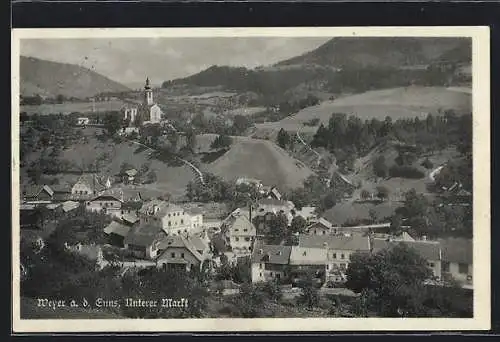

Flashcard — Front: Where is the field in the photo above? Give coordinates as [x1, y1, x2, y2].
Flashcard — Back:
[223, 106, 267, 117]
[21, 100, 126, 115]
[253, 86, 472, 137]
[194, 134, 314, 190]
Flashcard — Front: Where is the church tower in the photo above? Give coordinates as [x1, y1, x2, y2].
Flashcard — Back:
[144, 77, 154, 106]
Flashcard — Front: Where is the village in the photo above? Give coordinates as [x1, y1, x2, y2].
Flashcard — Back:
[19, 76, 473, 306]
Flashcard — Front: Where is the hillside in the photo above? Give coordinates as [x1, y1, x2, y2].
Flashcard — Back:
[276, 37, 471, 68]
[194, 134, 314, 190]
[20, 56, 130, 98]
[253, 86, 472, 137]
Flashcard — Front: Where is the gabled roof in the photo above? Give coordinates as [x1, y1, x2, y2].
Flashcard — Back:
[121, 213, 139, 225]
[371, 238, 441, 261]
[299, 234, 371, 251]
[307, 218, 333, 230]
[23, 185, 54, 198]
[73, 174, 107, 192]
[289, 246, 328, 265]
[104, 220, 132, 237]
[157, 235, 205, 262]
[61, 201, 80, 213]
[227, 215, 256, 236]
[125, 169, 138, 177]
[251, 241, 291, 265]
[90, 193, 123, 203]
[439, 237, 472, 264]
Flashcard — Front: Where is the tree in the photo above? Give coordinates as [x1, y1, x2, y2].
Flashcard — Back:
[346, 244, 433, 317]
[298, 271, 320, 309]
[421, 158, 434, 170]
[277, 128, 290, 149]
[186, 129, 197, 152]
[211, 134, 233, 150]
[376, 186, 390, 201]
[232, 115, 251, 135]
[373, 156, 388, 178]
[290, 215, 307, 235]
[146, 170, 157, 184]
[269, 212, 289, 244]
[103, 113, 122, 136]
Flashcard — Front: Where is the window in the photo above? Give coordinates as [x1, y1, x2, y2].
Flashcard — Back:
[442, 261, 450, 272]
[341, 254, 345, 259]
[270, 272, 273, 276]
[276, 273, 280, 279]
[181, 253, 185, 258]
[428, 262, 435, 268]
[177, 230, 181, 235]
[181, 219, 184, 224]
[340, 263, 346, 269]
[184, 229, 187, 233]
[243, 228, 248, 232]
[259, 273, 262, 277]
[171, 252, 175, 258]
[121, 210, 124, 215]
[245, 237, 250, 242]
[323, 231, 326, 235]
[326, 264, 329, 270]
[303, 251, 307, 256]
[459, 263, 468, 274]
[260, 263, 263, 269]
[235, 237, 239, 242]
[168, 214, 171, 217]
[168, 221, 171, 226]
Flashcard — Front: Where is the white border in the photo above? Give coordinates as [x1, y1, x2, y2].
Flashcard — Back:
[11, 26, 491, 333]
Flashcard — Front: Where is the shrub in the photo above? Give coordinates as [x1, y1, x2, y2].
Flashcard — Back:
[389, 165, 425, 179]
[373, 156, 388, 178]
[421, 158, 434, 169]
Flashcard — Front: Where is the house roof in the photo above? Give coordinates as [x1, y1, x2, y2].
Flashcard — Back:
[372, 238, 441, 261]
[139, 200, 183, 217]
[257, 198, 294, 207]
[121, 213, 139, 225]
[295, 206, 317, 219]
[61, 201, 80, 212]
[307, 218, 333, 231]
[439, 237, 472, 264]
[157, 235, 205, 262]
[251, 241, 291, 264]
[46, 203, 61, 210]
[125, 169, 138, 177]
[289, 246, 328, 265]
[23, 185, 54, 198]
[299, 234, 371, 251]
[124, 223, 164, 247]
[104, 220, 132, 237]
[90, 194, 123, 203]
[73, 174, 107, 192]
[226, 215, 256, 236]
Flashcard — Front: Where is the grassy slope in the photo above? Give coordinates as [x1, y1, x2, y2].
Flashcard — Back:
[195, 134, 314, 190]
[21, 100, 126, 115]
[254, 86, 472, 136]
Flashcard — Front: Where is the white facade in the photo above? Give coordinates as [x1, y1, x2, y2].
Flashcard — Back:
[124, 107, 138, 123]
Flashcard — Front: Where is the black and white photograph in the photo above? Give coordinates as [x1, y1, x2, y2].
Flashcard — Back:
[11, 27, 490, 332]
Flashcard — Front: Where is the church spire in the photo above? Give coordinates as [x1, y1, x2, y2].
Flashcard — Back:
[145, 77, 151, 90]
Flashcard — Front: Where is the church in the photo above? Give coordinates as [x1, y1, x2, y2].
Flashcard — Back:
[123, 77, 163, 126]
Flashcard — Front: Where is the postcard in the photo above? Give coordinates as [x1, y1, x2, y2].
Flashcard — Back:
[11, 26, 490, 332]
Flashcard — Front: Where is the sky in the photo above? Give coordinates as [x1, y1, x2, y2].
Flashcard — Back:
[21, 37, 330, 88]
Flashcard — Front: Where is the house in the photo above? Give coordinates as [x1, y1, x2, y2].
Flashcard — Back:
[138, 200, 192, 236]
[289, 245, 328, 282]
[306, 218, 335, 236]
[371, 238, 442, 281]
[77, 117, 90, 126]
[298, 234, 371, 280]
[123, 169, 138, 184]
[267, 187, 282, 201]
[61, 201, 80, 213]
[156, 235, 211, 272]
[22, 185, 54, 203]
[85, 192, 123, 218]
[251, 241, 292, 283]
[104, 219, 133, 247]
[253, 199, 295, 229]
[71, 174, 107, 199]
[293, 206, 317, 224]
[235, 177, 262, 190]
[184, 207, 204, 233]
[439, 237, 473, 288]
[123, 223, 165, 260]
[222, 211, 256, 257]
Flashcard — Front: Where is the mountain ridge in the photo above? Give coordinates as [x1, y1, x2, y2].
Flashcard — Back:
[20, 55, 131, 98]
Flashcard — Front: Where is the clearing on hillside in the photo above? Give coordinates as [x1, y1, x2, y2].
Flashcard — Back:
[194, 134, 315, 190]
[253, 86, 472, 137]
